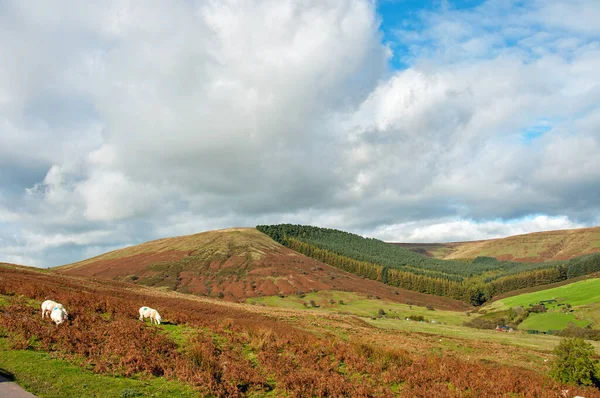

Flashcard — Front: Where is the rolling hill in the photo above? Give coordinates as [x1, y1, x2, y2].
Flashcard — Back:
[393, 226, 600, 262]
[57, 228, 468, 310]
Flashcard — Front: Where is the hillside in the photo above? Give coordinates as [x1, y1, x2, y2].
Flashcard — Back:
[258, 224, 600, 305]
[479, 277, 600, 335]
[394, 226, 600, 262]
[57, 228, 468, 310]
[2, 263, 600, 397]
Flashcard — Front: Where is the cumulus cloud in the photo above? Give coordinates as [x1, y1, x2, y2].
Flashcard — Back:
[369, 216, 586, 243]
[1, 0, 599, 266]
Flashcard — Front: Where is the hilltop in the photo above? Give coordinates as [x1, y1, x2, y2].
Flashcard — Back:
[57, 228, 468, 310]
[393, 226, 600, 262]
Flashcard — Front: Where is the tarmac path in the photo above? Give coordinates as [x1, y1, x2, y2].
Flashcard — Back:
[0, 373, 37, 398]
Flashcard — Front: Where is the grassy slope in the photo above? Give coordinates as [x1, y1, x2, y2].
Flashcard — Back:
[60, 227, 281, 269]
[518, 313, 590, 331]
[3, 264, 600, 397]
[247, 289, 600, 363]
[0, 340, 197, 398]
[444, 226, 600, 262]
[489, 278, 600, 309]
[392, 226, 600, 262]
[483, 278, 600, 331]
[248, 290, 471, 326]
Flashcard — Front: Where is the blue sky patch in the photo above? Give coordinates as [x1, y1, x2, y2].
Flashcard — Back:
[521, 120, 553, 143]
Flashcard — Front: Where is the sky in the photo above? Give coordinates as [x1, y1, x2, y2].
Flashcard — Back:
[1, 0, 599, 267]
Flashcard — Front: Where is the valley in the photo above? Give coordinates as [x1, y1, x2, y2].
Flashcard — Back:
[2, 224, 600, 397]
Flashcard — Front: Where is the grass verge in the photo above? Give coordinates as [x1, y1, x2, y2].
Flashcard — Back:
[0, 338, 197, 398]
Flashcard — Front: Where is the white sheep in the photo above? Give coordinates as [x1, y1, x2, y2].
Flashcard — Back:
[139, 306, 162, 324]
[50, 306, 68, 325]
[41, 300, 67, 319]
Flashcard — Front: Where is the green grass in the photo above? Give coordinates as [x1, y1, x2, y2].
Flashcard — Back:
[517, 313, 591, 332]
[248, 290, 471, 326]
[367, 317, 600, 354]
[157, 323, 196, 350]
[0, 339, 197, 398]
[480, 278, 600, 332]
[487, 278, 600, 311]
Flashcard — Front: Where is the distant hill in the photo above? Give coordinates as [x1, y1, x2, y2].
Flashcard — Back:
[393, 226, 600, 262]
[57, 228, 468, 310]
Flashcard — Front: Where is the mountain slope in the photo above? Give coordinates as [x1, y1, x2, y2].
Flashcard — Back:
[393, 226, 600, 262]
[57, 228, 469, 310]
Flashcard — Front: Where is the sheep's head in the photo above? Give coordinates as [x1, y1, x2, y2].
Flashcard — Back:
[156, 314, 162, 324]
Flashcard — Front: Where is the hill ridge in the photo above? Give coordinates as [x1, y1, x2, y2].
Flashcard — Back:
[393, 225, 600, 262]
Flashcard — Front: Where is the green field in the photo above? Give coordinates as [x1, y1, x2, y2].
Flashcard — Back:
[247, 290, 471, 326]
[518, 313, 591, 331]
[482, 278, 600, 332]
[488, 278, 600, 310]
[248, 290, 600, 357]
[367, 317, 600, 353]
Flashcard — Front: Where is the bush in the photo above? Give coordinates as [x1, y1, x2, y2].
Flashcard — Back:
[377, 309, 386, 317]
[549, 338, 599, 386]
[558, 325, 600, 341]
[529, 304, 547, 313]
[464, 317, 507, 330]
[426, 305, 434, 311]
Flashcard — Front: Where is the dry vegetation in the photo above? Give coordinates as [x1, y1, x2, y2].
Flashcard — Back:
[55, 228, 469, 311]
[2, 264, 600, 397]
[446, 226, 600, 262]
[394, 226, 600, 263]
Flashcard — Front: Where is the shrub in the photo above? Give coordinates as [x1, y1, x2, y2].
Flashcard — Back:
[377, 309, 386, 317]
[529, 304, 547, 313]
[426, 305, 434, 311]
[549, 338, 599, 386]
[558, 325, 600, 341]
[464, 317, 507, 330]
[309, 300, 318, 308]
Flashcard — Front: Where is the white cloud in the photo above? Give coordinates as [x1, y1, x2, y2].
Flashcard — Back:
[1, 0, 600, 266]
[371, 216, 585, 243]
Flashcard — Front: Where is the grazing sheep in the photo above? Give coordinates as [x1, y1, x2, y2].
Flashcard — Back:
[139, 306, 162, 324]
[41, 300, 67, 319]
[50, 306, 68, 325]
